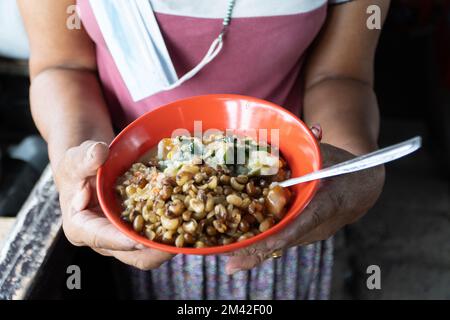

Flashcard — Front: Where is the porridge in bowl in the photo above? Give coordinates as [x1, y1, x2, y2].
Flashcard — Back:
[116, 133, 292, 248]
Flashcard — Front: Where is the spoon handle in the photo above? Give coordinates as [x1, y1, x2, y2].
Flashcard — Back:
[278, 136, 422, 188]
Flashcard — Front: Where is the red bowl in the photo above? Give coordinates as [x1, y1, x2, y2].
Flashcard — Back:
[97, 94, 321, 255]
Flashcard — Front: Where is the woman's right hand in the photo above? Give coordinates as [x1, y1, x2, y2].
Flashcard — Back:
[54, 140, 174, 270]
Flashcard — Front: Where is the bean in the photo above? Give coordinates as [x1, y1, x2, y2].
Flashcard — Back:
[246, 181, 257, 196]
[208, 176, 218, 190]
[241, 197, 251, 209]
[223, 186, 233, 195]
[254, 211, 265, 223]
[198, 220, 208, 234]
[171, 194, 185, 202]
[183, 220, 198, 234]
[161, 215, 180, 230]
[193, 210, 207, 220]
[206, 236, 218, 246]
[201, 166, 216, 175]
[219, 175, 230, 185]
[237, 232, 255, 242]
[259, 217, 275, 232]
[197, 183, 209, 190]
[144, 211, 159, 224]
[182, 210, 192, 222]
[194, 172, 206, 183]
[215, 186, 223, 195]
[194, 241, 206, 248]
[213, 195, 226, 205]
[219, 236, 235, 245]
[239, 220, 250, 233]
[182, 181, 193, 193]
[162, 230, 175, 245]
[197, 189, 207, 202]
[188, 189, 196, 198]
[175, 234, 185, 248]
[128, 209, 137, 221]
[226, 203, 234, 215]
[173, 186, 182, 194]
[204, 195, 214, 212]
[154, 199, 165, 209]
[168, 199, 185, 216]
[176, 171, 193, 186]
[213, 220, 227, 233]
[161, 177, 176, 186]
[183, 195, 192, 208]
[206, 225, 217, 236]
[183, 233, 196, 244]
[226, 194, 243, 207]
[189, 198, 205, 215]
[133, 215, 144, 233]
[125, 185, 136, 196]
[248, 201, 264, 214]
[236, 175, 248, 184]
[145, 229, 156, 240]
[181, 164, 200, 174]
[155, 225, 164, 236]
[214, 204, 227, 220]
[228, 208, 241, 229]
[230, 177, 245, 191]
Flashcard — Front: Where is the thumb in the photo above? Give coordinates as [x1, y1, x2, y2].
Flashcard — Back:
[225, 255, 263, 275]
[65, 140, 109, 181]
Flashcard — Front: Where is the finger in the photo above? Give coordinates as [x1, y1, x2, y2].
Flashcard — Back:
[71, 181, 91, 212]
[310, 124, 322, 141]
[264, 190, 335, 250]
[91, 247, 113, 257]
[105, 248, 174, 271]
[225, 254, 267, 275]
[64, 140, 109, 181]
[294, 215, 343, 246]
[66, 208, 140, 251]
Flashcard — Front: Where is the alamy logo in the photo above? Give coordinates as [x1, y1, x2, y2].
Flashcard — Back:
[366, 5, 382, 30]
[67, 5, 81, 30]
[66, 265, 81, 290]
[366, 265, 381, 290]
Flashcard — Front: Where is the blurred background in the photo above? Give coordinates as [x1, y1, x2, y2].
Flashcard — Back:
[0, 0, 449, 299]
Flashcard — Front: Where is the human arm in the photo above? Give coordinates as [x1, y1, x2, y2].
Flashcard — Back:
[226, 0, 390, 272]
[18, 0, 173, 269]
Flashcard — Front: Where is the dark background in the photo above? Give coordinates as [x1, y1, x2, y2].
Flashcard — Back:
[0, 0, 449, 299]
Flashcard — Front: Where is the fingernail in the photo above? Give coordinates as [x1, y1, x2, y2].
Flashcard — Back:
[87, 142, 108, 160]
[310, 124, 322, 141]
[226, 267, 240, 275]
[135, 244, 146, 250]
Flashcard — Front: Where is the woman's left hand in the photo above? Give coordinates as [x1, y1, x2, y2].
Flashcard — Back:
[225, 142, 385, 274]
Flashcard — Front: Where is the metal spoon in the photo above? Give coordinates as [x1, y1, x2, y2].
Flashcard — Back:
[277, 136, 422, 188]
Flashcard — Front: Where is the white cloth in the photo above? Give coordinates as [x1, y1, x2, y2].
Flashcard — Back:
[89, 0, 353, 102]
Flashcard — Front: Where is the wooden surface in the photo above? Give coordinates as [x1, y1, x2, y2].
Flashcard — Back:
[0, 218, 15, 248]
[0, 166, 61, 300]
